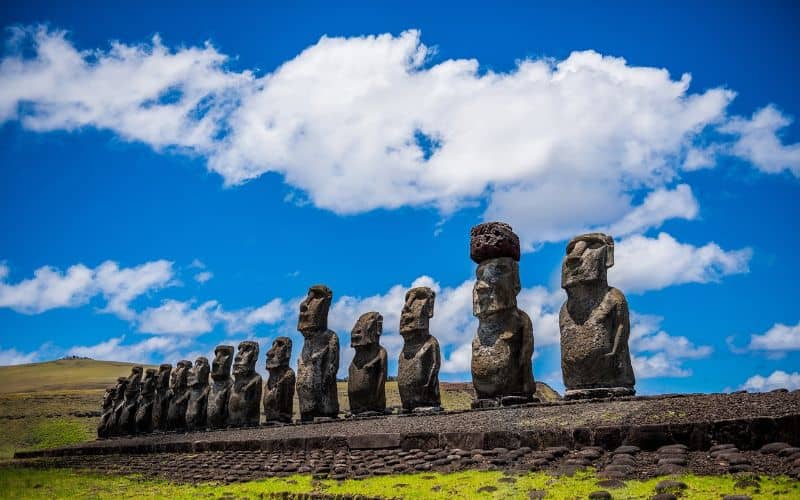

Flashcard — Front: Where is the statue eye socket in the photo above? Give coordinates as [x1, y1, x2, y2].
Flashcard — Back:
[587, 241, 603, 249]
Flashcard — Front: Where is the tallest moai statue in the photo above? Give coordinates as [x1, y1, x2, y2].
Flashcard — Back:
[470, 222, 536, 407]
[560, 233, 635, 400]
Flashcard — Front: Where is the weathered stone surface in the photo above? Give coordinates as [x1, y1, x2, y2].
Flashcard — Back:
[152, 364, 172, 431]
[397, 287, 442, 412]
[560, 233, 635, 399]
[470, 221, 520, 263]
[118, 366, 142, 435]
[227, 341, 263, 427]
[348, 312, 388, 415]
[167, 360, 192, 430]
[263, 337, 295, 423]
[134, 368, 156, 434]
[207, 345, 233, 429]
[97, 386, 116, 438]
[471, 223, 535, 405]
[185, 357, 210, 431]
[297, 285, 340, 421]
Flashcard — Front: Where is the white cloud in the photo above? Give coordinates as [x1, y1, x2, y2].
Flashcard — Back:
[629, 313, 712, 379]
[609, 232, 752, 293]
[66, 335, 195, 364]
[0, 259, 174, 316]
[137, 299, 219, 335]
[721, 105, 800, 176]
[741, 370, 800, 392]
[441, 342, 472, 374]
[193, 271, 213, 283]
[0, 345, 41, 366]
[603, 184, 699, 237]
[747, 321, 800, 352]
[3, 28, 796, 247]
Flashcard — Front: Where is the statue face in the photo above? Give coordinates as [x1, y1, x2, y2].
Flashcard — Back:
[473, 257, 520, 318]
[233, 341, 258, 376]
[187, 357, 209, 387]
[561, 233, 614, 289]
[156, 364, 172, 391]
[125, 366, 143, 397]
[172, 360, 191, 390]
[400, 287, 435, 337]
[211, 345, 234, 380]
[266, 337, 292, 369]
[140, 369, 156, 396]
[351, 312, 382, 348]
[114, 378, 127, 402]
[298, 285, 332, 335]
[102, 388, 114, 408]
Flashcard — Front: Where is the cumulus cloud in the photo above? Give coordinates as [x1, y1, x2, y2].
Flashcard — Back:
[629, 313, 712, 378]
[746, 321, 800, 352]
[0, 259, 174, 315]
[609, 232, 752, 293]
[741, 370, 800, 392]
[2, 28, 796, 247]
[0, 345, 41, 366]
[721, 105, 800, 176]
[66, 335, 195, 364]
[193, 271, 213, 284]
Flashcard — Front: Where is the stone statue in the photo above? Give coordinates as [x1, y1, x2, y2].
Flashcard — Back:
[263, 337, 296, 423]
[296, 285, 340, 421]
[134, 368, 156, 434]
[227, 341, 263, 427]
[166, 360, 192, 430]
[398, 286, 442, 412]
[97, 386, 115, 438]
[560, 233, 635, 399]
[185, 357, 210, 431]
[152, 364, 171, 431]
[118, 366, 142, 435]
[470, 222, 536, 407]
[348, 312, 387, 415]
[207, 345, 234, 429]
[108, 377, 127, 436]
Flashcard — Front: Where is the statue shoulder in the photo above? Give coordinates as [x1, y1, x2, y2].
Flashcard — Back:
[606, 287, 629, 308]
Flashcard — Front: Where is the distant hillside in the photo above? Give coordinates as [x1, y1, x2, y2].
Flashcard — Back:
[0, 359, 155, 394]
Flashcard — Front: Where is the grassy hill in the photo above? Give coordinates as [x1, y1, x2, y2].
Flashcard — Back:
[0, 359, 154, 394]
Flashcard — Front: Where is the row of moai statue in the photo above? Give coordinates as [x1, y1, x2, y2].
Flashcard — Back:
[98, 222, 635, 436]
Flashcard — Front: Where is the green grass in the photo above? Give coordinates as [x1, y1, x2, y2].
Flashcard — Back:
[0, 359, 153, 394]
[0, 467, 797, 499]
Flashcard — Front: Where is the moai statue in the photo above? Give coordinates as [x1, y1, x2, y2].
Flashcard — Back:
[470, 222, 536, 407]
[118, 366, 143, 435]
[97, 386, 115, 438]
[263, 337, 296, 423]
[296, 285, 340, 421]
[348, 312, 387, 415]
[134, 368, 157, 434]
[397, 287, 442, 412]
[207, 345, 234, 429]
[560, 233, 635, 399]
[185, 357, 211, 431]
[152, 364, 172, 431]
[109, 377, 128, 436]
[166, 360, 192, 430]
[227, 341, 263, 427]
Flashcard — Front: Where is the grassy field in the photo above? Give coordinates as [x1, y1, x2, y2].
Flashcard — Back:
[0, 359, 478, 459]
[0, 466, 797, 499]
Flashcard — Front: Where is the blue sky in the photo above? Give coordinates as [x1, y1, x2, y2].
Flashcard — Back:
[0, 1, 798, 395]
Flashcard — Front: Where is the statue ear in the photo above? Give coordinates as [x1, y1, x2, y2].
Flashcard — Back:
[605, 236, 615, 268]
[427, 291, 435, 318]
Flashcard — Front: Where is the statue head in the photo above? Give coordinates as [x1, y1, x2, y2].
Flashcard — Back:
[211, 345, 234, 380]
[187, 357, 210, 388]
[298, 285, 333, 335]
[102, 387, 115, 409]
[266, 336, 292, 369]
[113, 377, 127, 402]
[156, 364, 172, 392]
[473, 257, 520, 318]
[561, 233, 615, 289]
[233, 341, 259, 377]
[140, 368, 156, 397]
[351, 311, 383, 348]
[400, 286, 435, 337]
[125, 366, 143, 398]
[172, 360, 191, 390]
